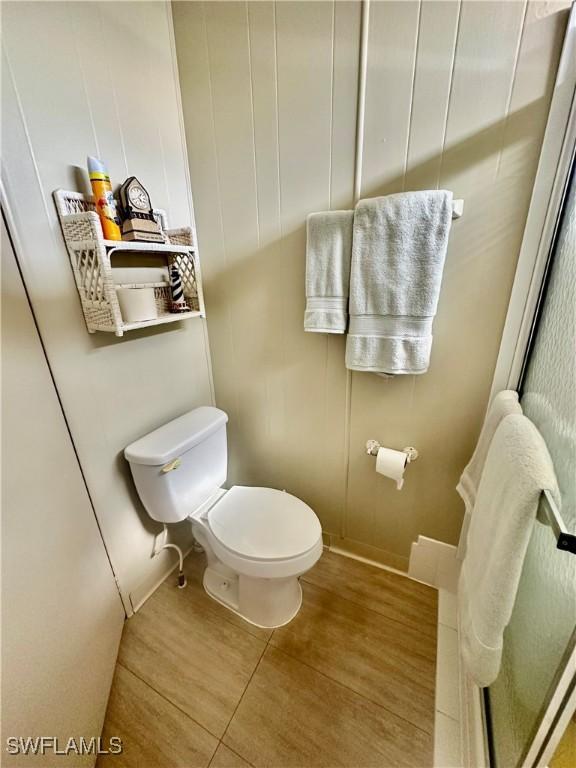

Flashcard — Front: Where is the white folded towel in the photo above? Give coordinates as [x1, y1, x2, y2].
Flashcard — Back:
[456, 390, 523, 558]
[458, 414, 559, 687]
[304, 210, 354, 334]
[345, 190, 453, 375]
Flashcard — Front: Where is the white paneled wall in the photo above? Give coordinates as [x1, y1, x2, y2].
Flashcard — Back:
[174, 0, 569, 568]
[2, 216, 125, 767]
[2, 1, 214, 611]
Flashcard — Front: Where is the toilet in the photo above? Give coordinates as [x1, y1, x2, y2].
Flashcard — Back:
[124, 407, 323, 628]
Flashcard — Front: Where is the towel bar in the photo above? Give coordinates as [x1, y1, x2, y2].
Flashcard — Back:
[452, 199, 464, 219]
[541, 489, 576, 554]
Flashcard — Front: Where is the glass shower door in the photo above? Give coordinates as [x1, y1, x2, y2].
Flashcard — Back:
[486, 167, 576, 767]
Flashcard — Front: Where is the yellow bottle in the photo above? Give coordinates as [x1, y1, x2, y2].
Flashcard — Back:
[87, 156, 121, 241]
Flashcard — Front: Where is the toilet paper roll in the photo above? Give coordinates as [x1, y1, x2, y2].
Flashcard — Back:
[375, 447, 408, 490]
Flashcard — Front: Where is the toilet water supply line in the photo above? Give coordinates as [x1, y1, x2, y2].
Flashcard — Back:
[153, 525, 187, 589]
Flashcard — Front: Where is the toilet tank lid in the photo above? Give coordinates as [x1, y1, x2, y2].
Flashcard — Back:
[124, 407, 228, 466]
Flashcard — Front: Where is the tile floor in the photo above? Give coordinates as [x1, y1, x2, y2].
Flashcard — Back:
[98, 550, 438, 768]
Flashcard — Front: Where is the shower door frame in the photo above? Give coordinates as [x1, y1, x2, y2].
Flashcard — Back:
[487, 158, 576, 768]
[490, 6, 576, 401]
[499, 157, 576, 768]
[483, 6, 576, 767]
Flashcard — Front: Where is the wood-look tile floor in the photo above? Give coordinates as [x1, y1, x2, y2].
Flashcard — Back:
[98, 551, 437, 768]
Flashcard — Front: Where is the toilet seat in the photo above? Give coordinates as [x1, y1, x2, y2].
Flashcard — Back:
[207, 486, 321, 561]
[193, 485, 323, 579]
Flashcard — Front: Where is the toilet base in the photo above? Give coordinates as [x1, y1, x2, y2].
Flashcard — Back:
[203, 566, 303, 629]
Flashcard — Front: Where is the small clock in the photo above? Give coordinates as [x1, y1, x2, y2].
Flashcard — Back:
[128, 183, 150, 209]
[117, 176, 165, 243]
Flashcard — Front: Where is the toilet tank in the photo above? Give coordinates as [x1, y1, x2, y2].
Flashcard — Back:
[124, 407, 228, 524]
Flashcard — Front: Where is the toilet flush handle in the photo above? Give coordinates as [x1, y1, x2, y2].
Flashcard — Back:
[161, 458, 181, 473]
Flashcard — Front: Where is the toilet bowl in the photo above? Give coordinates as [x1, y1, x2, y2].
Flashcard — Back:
[124, 407, 323, 628]
[191, 486, 322, 627]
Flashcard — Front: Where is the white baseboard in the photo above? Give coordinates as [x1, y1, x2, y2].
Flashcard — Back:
[325, 534, 409, 573]
[409, 535, 461, 592]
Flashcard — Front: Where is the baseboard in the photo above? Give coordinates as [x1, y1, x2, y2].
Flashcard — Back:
[325, 534, 409, 573]
[409, 535, 460, 592]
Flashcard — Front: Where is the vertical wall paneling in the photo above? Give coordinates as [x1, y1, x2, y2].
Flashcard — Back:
[360, 0, 422, 198]
[275, 1, 354, 534]
[2, 213, 125, 763]
[204, 0, 265, 483]
[175, 1, 361, 538]
[346, 0, 422, 558]
[174, 0, 569, 567]
[2, 1, 214, 610]
[407, 0, 532, 546]
[404, 1, 462, 191]
[246, 1, 285, 469]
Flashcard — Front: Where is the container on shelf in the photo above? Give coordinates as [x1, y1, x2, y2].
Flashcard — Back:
[116, 286, 158, 323]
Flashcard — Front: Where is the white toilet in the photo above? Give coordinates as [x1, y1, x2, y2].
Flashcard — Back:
[125, 407, 323, 628]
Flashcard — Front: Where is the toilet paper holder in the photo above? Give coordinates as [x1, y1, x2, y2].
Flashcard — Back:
[365, 440, 419, 463]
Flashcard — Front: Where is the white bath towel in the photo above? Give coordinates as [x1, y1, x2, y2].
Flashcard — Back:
[345, 191, 453, 375]
[304, 210, 354, 334]
[456, 390, 523, 558]
[458, 414, 559, 687]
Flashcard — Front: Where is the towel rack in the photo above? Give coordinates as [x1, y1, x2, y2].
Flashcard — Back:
[452, 199, 464, 219]
[541, 489, 576, 554]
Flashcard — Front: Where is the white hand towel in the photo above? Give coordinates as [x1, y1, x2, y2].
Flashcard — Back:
[456, 390, 523, 558]
[345, 190, 453, 375]
[458, 413, 559, 687]
[304, 210, 354, 334]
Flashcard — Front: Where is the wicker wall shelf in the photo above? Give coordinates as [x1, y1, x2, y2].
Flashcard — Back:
[54, 189, 205, 337]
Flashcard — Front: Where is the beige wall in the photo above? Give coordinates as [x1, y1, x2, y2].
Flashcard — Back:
[174, 0, 569, 568]
[2, 1, 214, 611]
[2, 216, 125, 765]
